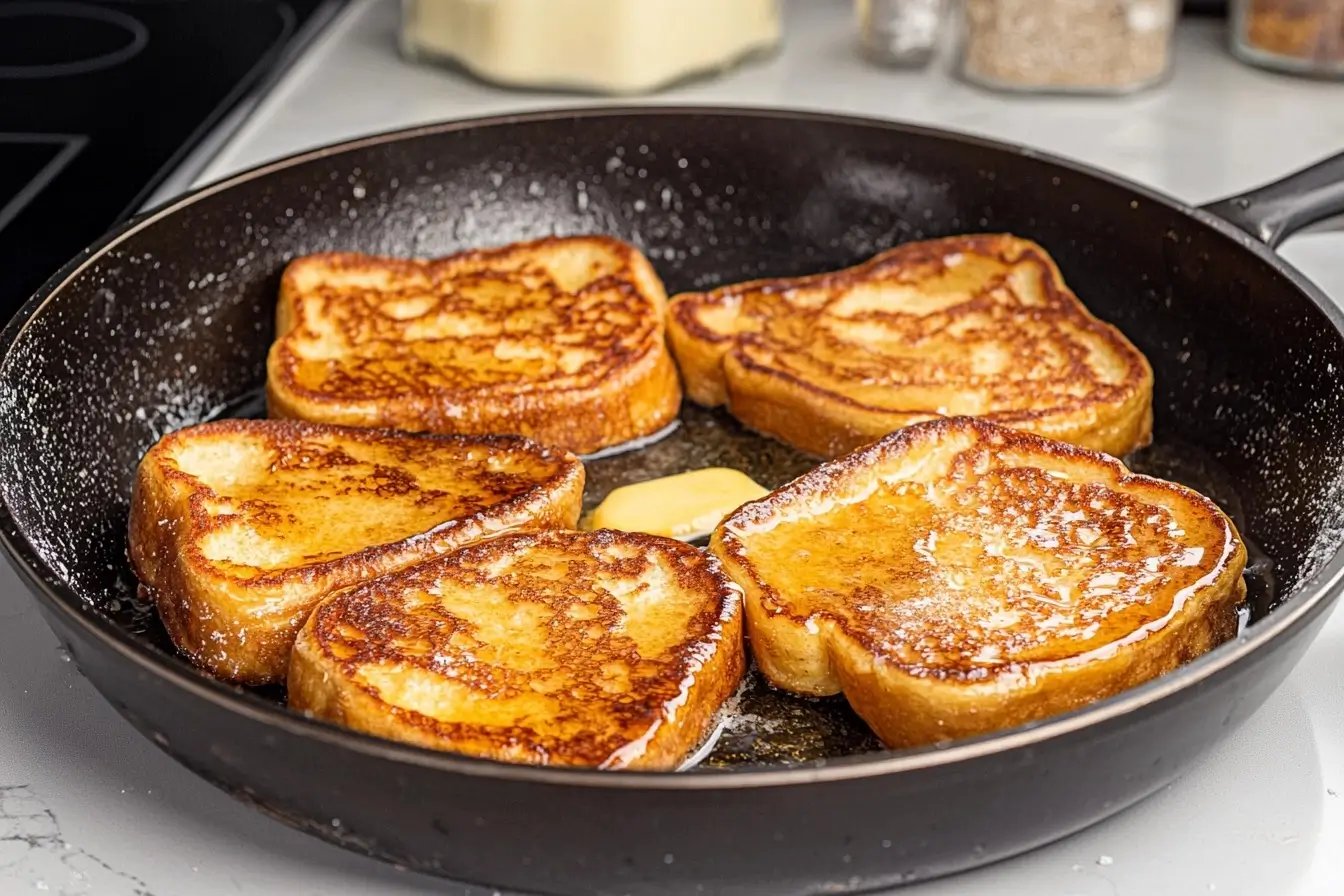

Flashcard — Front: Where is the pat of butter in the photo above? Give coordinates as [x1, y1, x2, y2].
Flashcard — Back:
[585, 468, 769, 541]
[400, 0, 782, 95]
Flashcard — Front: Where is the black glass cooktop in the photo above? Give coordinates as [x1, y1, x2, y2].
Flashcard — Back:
[0, 0, 340, 322]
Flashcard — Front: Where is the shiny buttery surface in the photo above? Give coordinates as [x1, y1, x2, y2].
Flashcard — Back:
[291, 529, 742, 769]
[267, 235, 681, 453]
[670, 234, 1151, 457]
[726, 420, 1241, 677]
[274, 237, 664, 397]
[163, 422, 574, 574]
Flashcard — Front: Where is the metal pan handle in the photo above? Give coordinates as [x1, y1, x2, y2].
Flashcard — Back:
[1200, 150, 1344, 249]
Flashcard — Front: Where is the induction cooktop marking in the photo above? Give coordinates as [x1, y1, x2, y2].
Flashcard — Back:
[0, 2, 149, 79]
[0, 134, 88, 235]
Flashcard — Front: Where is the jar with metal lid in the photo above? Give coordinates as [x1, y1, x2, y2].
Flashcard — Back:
[1231, 0, 1344, 78]
[957, 0, 1180, 94]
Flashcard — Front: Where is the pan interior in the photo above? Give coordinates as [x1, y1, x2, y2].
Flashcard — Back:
[1, 110, 1341, 771]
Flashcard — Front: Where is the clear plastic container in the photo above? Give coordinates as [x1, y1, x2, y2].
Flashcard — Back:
[958, 0, 1179, 94]
[1231, 0, 1344, 78]
[399, 0, 783, 95]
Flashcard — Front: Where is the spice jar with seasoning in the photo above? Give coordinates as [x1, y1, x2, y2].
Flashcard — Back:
[957, 0, 1180, 94]
[1231, 0, 1344, 78]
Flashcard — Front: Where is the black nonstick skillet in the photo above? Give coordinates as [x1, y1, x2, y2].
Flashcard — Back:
[3, 108, 1344, 896]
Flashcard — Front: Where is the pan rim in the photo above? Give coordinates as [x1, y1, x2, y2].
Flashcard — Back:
[3, 104, 1343, 790]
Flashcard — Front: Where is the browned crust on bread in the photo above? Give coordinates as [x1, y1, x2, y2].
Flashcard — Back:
[289, 529, 744, 770]
[711, 417, 1246, 749]
[266, 236, 682, 454]
[127, 419, 584, 685]
[668, 234, 1154, 458]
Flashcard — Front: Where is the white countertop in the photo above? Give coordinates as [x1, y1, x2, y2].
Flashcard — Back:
[4, 1, 1344, 894]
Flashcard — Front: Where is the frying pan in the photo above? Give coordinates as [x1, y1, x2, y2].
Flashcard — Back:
[3, 107, 1344, 896]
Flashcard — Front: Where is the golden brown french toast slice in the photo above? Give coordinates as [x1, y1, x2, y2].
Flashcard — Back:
[127, 419, 583, 685]
[669, 234, 1153, 459]
[711, 417, 1245, 749]
[289, 529, 744, 769]
[267, 235, 682, 454]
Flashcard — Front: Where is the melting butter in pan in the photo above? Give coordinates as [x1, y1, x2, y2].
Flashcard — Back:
[583, 468, 769, 541]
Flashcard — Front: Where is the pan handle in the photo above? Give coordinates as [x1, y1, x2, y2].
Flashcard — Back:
[1200, 150, 1344, 249]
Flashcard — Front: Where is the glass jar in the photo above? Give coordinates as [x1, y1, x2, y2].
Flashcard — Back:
[856, 0, 949, 69]
[399, 0, 783, 95]
[1231, 0, 1344, 78]
[957, 0, 1180, 94]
